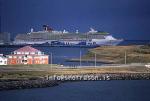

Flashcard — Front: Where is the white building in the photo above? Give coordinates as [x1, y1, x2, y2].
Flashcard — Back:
[0, 54, 7, 65]
[145, 63, 150, 68]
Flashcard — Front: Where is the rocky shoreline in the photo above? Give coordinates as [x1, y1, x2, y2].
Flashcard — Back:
[0, 79, 60, 91]
[0, 73, 150, 91]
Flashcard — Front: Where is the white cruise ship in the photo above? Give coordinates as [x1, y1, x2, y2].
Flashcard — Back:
[13, 25, 123, 47]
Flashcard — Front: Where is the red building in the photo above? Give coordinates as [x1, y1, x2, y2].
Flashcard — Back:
[7, 46, 49, 65]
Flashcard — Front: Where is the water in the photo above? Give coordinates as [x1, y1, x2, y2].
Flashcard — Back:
[0, 80, 150, 101]
[119, 40, 150, 45]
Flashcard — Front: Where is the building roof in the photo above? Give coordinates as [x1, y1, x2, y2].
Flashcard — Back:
[14, 46, 41, 53]
[7, 54, 48, 57]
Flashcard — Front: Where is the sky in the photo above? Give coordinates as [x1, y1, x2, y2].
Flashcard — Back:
[1, 0, 150, 40]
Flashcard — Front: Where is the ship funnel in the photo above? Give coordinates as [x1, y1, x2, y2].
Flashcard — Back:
[43, 25, 48, 31]
[43, 25, 53, 32]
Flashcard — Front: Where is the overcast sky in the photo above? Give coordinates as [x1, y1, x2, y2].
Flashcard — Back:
[1, 0, 150, 40]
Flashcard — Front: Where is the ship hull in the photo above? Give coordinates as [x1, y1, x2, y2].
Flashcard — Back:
[88, 39, 123, 46]
[50, 39, 123, 46]
[13, 39, 123, 47]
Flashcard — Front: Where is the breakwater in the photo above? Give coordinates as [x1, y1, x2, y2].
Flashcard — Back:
[105, 73, 150, 80]
[0, 73, 150, 91]
[0, 79, 60, 91]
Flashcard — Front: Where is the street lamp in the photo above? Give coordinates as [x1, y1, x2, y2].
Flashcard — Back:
[125, 51, 127, 64]
[80, 50, 82, 67]
[50, 52, 53, 71]
[95, 53, 97, 67]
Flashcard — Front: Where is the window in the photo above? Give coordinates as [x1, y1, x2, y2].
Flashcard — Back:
[17, 52, 21, 54]
[22, 60, 27, 62]
[38, 52, 41, 55]
[17, 60, 19, 64]
[31, 52, 35, 54]
[9, 56, 12, 58]
[14, 52, 17, 54]
[25, 52, 29, 55]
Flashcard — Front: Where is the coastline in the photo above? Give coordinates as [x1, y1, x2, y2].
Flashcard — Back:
[0, 79, 60, 91]
[66, 58, 114, 64]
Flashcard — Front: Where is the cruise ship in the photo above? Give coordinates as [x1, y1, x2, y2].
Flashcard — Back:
[13, 25, 123, 47]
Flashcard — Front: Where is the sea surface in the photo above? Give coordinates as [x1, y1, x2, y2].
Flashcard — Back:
[0, 80, 150, 101]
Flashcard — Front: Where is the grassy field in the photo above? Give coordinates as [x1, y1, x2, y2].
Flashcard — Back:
[0, 64, 150, 80]
[81, 45, 150, 63]
[0, 64, 57, 80]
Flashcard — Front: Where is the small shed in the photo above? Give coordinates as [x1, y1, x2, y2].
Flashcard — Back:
[0, 54, 7, 65]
